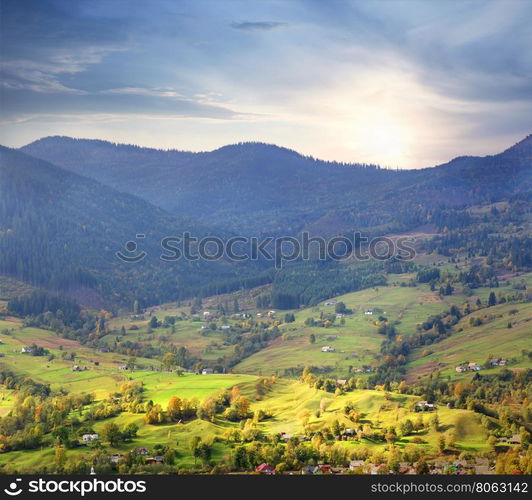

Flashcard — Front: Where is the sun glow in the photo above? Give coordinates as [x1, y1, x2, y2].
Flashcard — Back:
[342, 114, 412, 168]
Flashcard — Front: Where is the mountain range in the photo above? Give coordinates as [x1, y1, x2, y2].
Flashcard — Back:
[1, 134, 530, 308]
[21, 135, 532, 235]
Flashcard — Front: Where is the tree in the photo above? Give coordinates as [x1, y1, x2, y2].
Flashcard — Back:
[54, 446, 66, 471]
[101, 422, 122, 446]
[162, 352, 176, 370]
[126, 356, 136, 371]
[284, 313, 295, 323]
[149, 315, 159, 328]
[167, 396, 182, 421]
[122, 423, 138, 441]
[309, 333, 316, 344]
[197, 443, 212, 465]
[438, 434, 446, 452]
[400, 419, 414, 437]
[430, 414, 440, 432]
[235, 396, 250, 419]
[488, 292, 497, 307]
[415, 457, 429, 474]
[446, 431, 457, 449]
[190, 436, 202, 464]
[163, 448, 176, 465]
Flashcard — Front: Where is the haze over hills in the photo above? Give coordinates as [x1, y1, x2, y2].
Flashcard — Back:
[21, 135, 532, 235]
[0, 146, 264, 307]
[1, 135, 530, 309]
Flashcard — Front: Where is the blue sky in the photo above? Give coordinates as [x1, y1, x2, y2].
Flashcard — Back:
[1, 0, 531, 167]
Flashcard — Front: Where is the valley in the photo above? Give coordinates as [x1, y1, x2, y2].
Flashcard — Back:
[0, 136, 530, 475]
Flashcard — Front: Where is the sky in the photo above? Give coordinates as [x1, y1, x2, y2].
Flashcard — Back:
[1, 0, 531, 168]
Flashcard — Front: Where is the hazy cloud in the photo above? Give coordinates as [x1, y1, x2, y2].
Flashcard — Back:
[0, 0, 531, 167]
[230, 21, 287, 31]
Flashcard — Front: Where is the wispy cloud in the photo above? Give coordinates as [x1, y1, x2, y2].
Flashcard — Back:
[230, 21, 287, 32]
[0, 0, 530, 167]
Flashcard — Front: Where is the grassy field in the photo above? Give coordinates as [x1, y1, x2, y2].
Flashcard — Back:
[235, 271, 532, 377]
[0, 264, 529, 473]
[0, 317, 162, 399]
[0, 376, 491, 472]
[406, 301, 532, 381]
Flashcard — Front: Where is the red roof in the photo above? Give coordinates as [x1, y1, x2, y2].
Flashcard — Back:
[256, 463, 274, 472]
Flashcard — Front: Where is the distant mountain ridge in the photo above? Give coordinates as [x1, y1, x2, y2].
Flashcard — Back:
[21, 135, 532, 235]
[0, 146, 264, 307]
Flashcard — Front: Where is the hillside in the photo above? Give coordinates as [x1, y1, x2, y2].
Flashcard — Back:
[0, 315, 498, 474]
[0, 146, 262, 307]
[21, 135, 532, 235]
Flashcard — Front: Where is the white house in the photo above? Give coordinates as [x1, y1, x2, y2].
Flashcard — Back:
[364, 310, 373, 315]
[322, 345, 335, 353]
[82, 434, 99, 442]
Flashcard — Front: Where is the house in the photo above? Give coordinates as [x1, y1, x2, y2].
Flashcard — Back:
[509, 434, 521, 445]
[82, 434, 99, 442]
[364, 310, 373, 315]
[118, 364, 128, 370]
[336, 379, 347, 386]
[220, 325, 231, 330]
[468, 362, 481, 371]
[416, 400, 435, 411]
[324, 300, 337, 306]
[100, 347, 110, 353]
[399, 462, 416, 475]
[455, 365, 466, 373]
[21, 346, 33, 353]
[203, 311, 213, 319]
[72, 365, 80, 372]
[318, 464, 332, 474]
[201, 324, 209, 330]
[279, 432, 293, 442]
[256, 463, 274, 474]
[368, 464, 381, 475]
[349, 460, 365, 471]
[267, 310, 276, 318]
[321, 345, 335, 353]
[301, 465, 321, 475]
[134, 447, 149, 456]
[109, 454, 124, 464]
[201, 368, 214, 375]
[335, 314, 344, 319]
[490, 358, 507, 367]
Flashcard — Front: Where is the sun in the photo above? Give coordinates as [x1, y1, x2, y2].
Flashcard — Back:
[361, 120, 410, 167]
